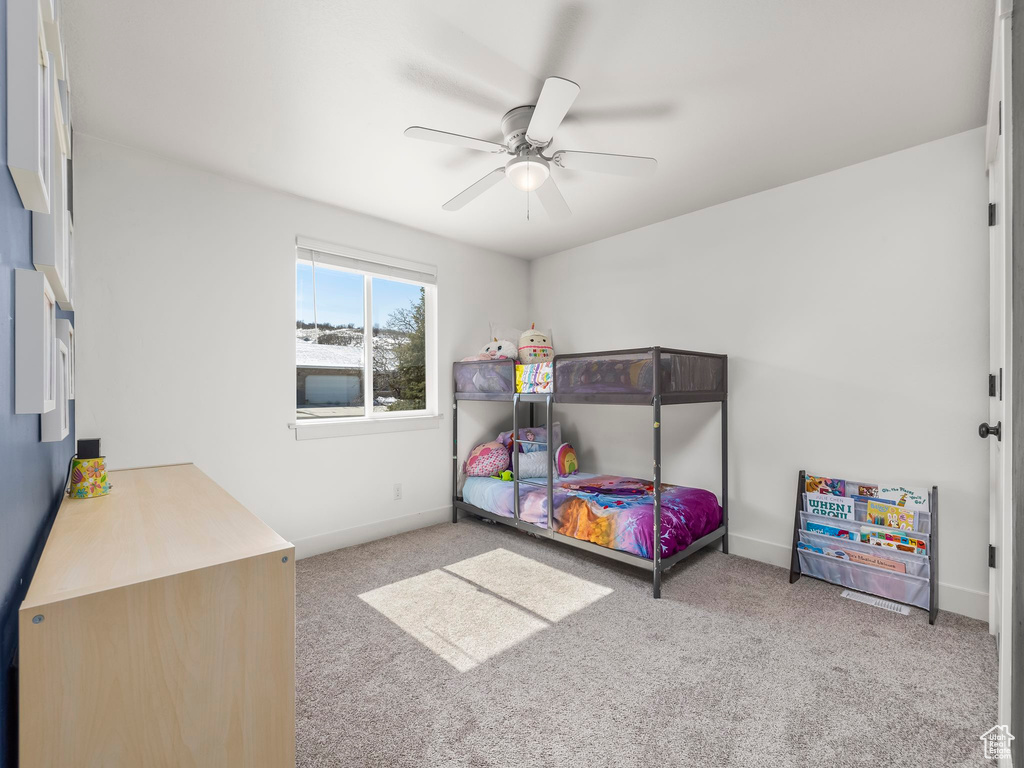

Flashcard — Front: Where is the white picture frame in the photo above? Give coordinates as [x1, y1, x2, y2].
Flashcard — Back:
[57, 318, 74, 400]
[33, 63, 71, 308]
[57, 74, 70, 155]
[38, 0, 65, 77]
[62, 208, 74, 310]
[41, 339, 69, 442]
[7, 0, 51, 212]
[15, 269, 57, 414]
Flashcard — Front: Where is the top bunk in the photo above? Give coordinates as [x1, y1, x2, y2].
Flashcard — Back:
[453, 347, 727, 405]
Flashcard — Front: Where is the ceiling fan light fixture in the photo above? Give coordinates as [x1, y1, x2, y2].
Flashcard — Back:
[505, 155, 550, 192]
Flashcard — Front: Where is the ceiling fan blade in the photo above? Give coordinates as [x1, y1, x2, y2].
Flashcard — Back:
[534, 177, 571, 220]
[404, 126, 507, 153]
[442, 168, 507, 211]
[526, 77, 580, 147]
[552, 150, 657, 176]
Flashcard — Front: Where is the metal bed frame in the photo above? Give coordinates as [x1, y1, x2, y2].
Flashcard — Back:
[451, 347, 729, 598]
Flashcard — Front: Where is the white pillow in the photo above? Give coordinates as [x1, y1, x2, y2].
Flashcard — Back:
[515, 450, 550, 478]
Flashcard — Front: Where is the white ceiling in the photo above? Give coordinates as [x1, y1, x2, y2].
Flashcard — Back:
[62, 0, 994, 259]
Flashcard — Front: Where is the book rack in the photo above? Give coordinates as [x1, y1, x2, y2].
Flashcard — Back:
[788, 469, 939, 625]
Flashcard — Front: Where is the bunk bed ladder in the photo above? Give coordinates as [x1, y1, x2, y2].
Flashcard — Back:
[511, 392, 556, 533]
[546, 394, 554, 534]
[512, 393, 521, 523]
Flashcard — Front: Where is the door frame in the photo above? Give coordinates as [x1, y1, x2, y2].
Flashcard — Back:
[1009, 0, 1022, 762]
[986, 1, 1015, 762]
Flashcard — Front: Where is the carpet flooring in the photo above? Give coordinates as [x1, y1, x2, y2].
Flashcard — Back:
[296, 518, 997, 767]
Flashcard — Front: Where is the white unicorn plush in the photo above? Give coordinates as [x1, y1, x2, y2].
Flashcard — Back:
[462, 338, 519, 362]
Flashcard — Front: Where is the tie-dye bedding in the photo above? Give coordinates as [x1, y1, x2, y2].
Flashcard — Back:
[461, 473, 722, 560]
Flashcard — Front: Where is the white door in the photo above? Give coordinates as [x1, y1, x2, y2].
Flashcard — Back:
[984, 0, 1013, 743]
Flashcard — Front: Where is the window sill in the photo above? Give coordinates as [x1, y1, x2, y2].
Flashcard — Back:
[291, 413, 442, 440]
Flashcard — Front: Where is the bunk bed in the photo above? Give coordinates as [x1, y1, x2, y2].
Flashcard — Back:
[452, 347, 728, 598]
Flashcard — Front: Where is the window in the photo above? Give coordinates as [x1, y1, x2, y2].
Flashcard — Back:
[295, 240, 437, 430]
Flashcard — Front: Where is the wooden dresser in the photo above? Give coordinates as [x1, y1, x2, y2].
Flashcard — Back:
[19, 463, 295, 767]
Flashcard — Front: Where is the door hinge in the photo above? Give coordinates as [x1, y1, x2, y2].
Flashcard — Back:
[999, 101, 1002, 136]
[989, 203, 997, 226]
[990, 374, 997, 396]
[989, 545, 996, 568]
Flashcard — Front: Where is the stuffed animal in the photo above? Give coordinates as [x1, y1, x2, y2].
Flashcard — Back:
[554, 442, 579, 476]
[519, 324, 553, 362]
[482, 338, 519, 361]
[462, 338, 519, 362]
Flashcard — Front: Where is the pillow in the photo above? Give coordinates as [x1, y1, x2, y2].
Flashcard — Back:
[496, 426, 549, 454]
[515, 450, 550, 478]
[465, 442, 509, 477]
[555, 443, 579, 476]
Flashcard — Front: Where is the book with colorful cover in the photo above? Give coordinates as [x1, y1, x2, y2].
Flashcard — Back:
[806, 475, 846, 496]
[877, 484, 929, 510]
[806, 520, 858, 541]
[798, 540, 850, 559]
[866, 499, 915, 531]
[862, 528, 927, 555]
[849, 482, 879, 498]
[804, 493, 856, 520]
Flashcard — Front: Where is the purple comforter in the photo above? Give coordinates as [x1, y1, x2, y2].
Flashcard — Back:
[462, 473, 722, 560]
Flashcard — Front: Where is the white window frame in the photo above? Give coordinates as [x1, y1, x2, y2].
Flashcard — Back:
[292, 237, 439, 440]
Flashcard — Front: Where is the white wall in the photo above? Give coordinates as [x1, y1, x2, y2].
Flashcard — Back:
[530, 128, 991, 619]
[73, 135, 527, 556]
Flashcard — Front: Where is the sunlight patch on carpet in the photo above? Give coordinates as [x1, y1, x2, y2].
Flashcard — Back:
[358, 549, 613, 671]
[443, 548, 613, 622]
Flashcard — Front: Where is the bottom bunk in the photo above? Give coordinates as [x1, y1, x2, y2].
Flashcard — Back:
[460, 473, 723, 565]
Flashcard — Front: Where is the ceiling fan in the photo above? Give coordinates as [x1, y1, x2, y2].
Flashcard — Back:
[404, 77, 657, 219]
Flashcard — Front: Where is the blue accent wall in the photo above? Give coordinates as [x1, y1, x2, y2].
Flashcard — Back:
[0, 0, 75, 763]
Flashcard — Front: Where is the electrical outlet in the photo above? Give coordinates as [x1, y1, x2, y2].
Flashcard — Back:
[393, 483, 402, 501]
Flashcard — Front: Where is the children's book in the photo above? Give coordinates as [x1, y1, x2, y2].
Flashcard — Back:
[806, 521, 858, 541]
[863, 529, 927, 555]
[843, 549, 907, 574]
[866, 499, 915, 531]
[798, 541, 850, 559]
[877, 484, 929, 510]
[804, 494, 856, 520]
[852, 495, 897, 505]
[806, 475, 846, 496]
[849, 482, 879, 498]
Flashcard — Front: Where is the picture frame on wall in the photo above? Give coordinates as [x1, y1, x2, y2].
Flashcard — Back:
[57, 318, 74, 400]
[32, 65, 71, 309]
[41, 339, 69, 443]
[15, 269, 57, 415]
[7, 0, 52, 212]
[38, 0, 66, 79]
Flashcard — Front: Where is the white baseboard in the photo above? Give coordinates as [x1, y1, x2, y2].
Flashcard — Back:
[728, 532, 792, 568]
[935, 582, 989, 622]
[293, 505, 451, 560]
[727, 532, 989, 622]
